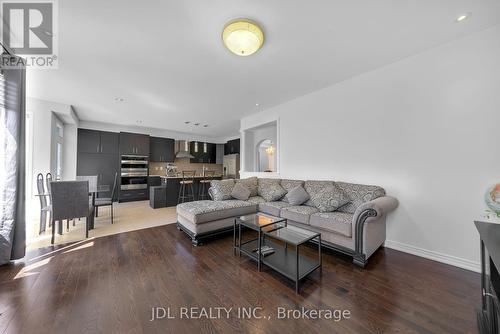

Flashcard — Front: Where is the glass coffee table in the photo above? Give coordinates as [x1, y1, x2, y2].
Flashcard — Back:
[234, 213, 286, 270]
[234, 213, 322, 293]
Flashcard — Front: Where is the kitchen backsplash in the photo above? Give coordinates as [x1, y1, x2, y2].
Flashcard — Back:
[149, 158, 223, 176]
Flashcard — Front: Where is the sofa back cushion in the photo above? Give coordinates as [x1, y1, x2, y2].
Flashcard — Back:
[280, 179, 304, 203]
[258, 178, 287, 202]
[235, 177, 258, 197]
[304, 180, 350, 212]
[209, 179, 235, 201]
[336, 182, 386, 214]
[231, 183, 251, 201]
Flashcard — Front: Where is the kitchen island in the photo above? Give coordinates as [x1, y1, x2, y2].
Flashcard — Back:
[149, 175, 223, 207]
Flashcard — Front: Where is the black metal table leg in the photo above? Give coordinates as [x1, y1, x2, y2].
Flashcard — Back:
[258, 229, 262, 271]
[295, 245, 300, 294]
[238, 223, 242, 257]
[319, 235, 322, 273]
[233, 219, 236, 255]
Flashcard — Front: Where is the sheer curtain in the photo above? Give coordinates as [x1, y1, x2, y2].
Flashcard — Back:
[0, 54, 26, 265]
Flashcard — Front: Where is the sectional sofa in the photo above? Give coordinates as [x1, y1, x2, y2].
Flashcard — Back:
[176, 177, 398, 267]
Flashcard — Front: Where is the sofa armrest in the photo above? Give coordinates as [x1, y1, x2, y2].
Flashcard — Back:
[351, 196, 398, 265]
[353, 196, 399, 224]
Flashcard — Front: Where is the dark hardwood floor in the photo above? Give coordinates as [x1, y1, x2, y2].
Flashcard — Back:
[0, 224, 480, 334]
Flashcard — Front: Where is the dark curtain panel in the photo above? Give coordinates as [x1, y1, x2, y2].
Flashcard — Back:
[0, 54, 26, 265]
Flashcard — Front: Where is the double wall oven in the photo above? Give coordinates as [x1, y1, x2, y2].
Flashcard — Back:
[121, 155, 148, 190]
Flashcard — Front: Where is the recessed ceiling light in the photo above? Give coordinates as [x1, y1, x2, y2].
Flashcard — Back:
[222, 19, 264, 56]
[114, 97, 125, 102]
[203, 125, 208, 128]
[184, 121, 191, 124]
[194, 123, 200, 126]
[456, 13, 470, 22]
[255, 103, 259, 107]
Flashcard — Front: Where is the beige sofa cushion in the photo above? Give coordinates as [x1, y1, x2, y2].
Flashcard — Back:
[259, 201, 291, 217]
[280, 205, 319, 225]
[258, 178, 287, 202]
[336, 182, 386, 214]
[304, 180, 350, 212]
[209, 179, 235, 201]
[177, 200, 257, 224]
[246, 196, 266, 205]
[236, 177, 259, 197]
[309, 212, 353, 237]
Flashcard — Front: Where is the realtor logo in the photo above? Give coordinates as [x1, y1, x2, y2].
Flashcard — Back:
[0, 0, 58, 68]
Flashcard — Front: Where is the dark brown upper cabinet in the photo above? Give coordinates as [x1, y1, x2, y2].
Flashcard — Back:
[77, 129, 119, 154]
[224, 138, 240, 155]
[150, 137, 175, 162]
[119, 132, 150, 156]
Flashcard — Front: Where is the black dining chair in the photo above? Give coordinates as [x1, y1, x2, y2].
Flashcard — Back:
[50, 181, 95, 244]
[36, 173, 52, 234]
[95, 172, 118, 224]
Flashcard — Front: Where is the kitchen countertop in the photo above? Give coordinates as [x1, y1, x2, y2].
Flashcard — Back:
[150, 175, 223, 179]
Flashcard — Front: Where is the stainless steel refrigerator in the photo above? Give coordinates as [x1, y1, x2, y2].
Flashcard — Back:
[223, 154, 240, 179]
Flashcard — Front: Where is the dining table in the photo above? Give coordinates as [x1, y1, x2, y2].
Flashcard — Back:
[37, 176, 111, 230]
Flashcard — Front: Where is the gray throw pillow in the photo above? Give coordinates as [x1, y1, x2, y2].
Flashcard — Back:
[231, 183, 251, 200]
[310, 182, 350, 212]
[209, 179, 235, 201]
[285, 185, 310, 206]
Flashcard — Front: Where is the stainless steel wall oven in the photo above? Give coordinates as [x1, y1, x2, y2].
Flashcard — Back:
[121, 155, 148, 190]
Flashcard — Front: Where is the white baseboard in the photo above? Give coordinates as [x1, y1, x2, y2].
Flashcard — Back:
[384, 240, 480, 273]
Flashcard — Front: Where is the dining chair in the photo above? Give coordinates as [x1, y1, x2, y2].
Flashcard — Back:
[45, 173, 53, 227]
[36, 173, 52, 234]
[76, 175, 98, 193]
[50, 181, 94, 244]
[95, 172, 118, 224]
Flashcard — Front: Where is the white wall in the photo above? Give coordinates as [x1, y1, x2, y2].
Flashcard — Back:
[62, 124, 78, 180]
[240, 25, 500, 272]
[242, 122, 277, 172]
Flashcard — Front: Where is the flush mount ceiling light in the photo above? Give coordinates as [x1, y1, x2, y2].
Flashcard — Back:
[456, 13, 471, 22]
[222, 19, 264, 56]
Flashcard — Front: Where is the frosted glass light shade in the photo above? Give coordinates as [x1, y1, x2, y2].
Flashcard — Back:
[222, 19, 264, 56]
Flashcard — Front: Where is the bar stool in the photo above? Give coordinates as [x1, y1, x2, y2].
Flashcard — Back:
[178, 171, 196, 204]
[198, 170, 214, 200]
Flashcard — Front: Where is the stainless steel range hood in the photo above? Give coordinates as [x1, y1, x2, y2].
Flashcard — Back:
[175, 140, 194, 159]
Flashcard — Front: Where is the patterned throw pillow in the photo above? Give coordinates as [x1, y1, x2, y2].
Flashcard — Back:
[336, 182, 386, 214]
[209, 179, 235, 201]
[305, 180, 350, 212]
[258, 178, 287, 202]
[236, 177, 258, 197]
[231, 183, 251, 200]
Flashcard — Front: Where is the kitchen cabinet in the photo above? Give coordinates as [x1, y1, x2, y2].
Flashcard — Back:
[119, 189, 148, 202]
[76, 134, 119, 201]
[216, 144, 224, 164]
[77, 129, 119, 200]
[224, 138, 240, 155]
[150, 137, 175, 162]
[120, 132, 150, 156]
[190, 142, 217, 163]
[78, 129, 119, 154]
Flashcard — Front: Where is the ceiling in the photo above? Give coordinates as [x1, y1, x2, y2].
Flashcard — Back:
[27, 0, 500, 138]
